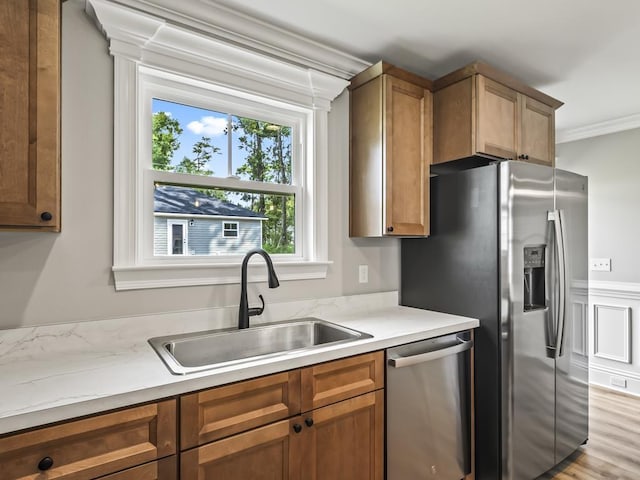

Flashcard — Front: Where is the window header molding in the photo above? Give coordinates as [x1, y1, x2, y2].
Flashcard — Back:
[86, 0, 349, 290]
[85, 0, 350, 110]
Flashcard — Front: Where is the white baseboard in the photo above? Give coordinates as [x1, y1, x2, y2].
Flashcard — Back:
[590, 363, 640, 397]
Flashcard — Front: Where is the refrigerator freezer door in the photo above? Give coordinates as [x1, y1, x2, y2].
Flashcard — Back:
[499, 161, 556, 480]
[554, 169, 589, 463]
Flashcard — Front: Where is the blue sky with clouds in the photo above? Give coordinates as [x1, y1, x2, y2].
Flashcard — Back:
[153, 98, 251, 178]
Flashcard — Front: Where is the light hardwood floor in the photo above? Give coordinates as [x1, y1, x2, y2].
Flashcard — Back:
[538, 386, 640, 479]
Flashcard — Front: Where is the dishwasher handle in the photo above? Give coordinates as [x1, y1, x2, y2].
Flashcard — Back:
[387, 336, 473, 368]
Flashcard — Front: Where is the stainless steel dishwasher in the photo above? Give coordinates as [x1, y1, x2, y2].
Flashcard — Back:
[386, 331, 472, 480]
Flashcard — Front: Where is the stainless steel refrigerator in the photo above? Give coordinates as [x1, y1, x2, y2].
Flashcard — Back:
[401, 160, 589, 480]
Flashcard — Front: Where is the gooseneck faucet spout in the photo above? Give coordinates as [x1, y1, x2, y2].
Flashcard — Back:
[239, 248, 280, 329]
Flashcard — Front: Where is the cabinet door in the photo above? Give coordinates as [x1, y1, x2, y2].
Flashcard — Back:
[301, 351, 384, 412]
[181, 371, 301, 449]
[303, 390, 384, 480]
[384, 75, 431, 236]
[519, 95, 555, 166]
[0, 400, 176, 480]
[98, 456, 177, 480]
[476, 75, 518, 160]
[0, 0, 60, 230]
[180, 418, 302, 480]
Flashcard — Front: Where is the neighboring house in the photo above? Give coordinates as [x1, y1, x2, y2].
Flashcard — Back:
[154, 185, 266, 256]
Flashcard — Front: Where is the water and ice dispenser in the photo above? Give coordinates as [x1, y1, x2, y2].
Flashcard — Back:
[523, 246, 545, 311]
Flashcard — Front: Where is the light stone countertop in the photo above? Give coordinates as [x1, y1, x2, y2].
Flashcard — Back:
[0, 292, 478, 435]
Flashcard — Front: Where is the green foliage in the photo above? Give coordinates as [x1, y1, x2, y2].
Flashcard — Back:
[234, 117, 294, 253]
[152, 112, 182, 171]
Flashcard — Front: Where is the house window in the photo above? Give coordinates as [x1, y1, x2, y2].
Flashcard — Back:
[150, 98, 297, 255]
[167, 219, 188, 255]
[88, 0, 349, 290]
[222, 222, 239, 238]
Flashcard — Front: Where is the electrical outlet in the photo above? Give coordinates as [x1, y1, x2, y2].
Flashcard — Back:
[610, 376, 627, 388]
[358, 265, 369, 284]
[590, 258, 611, 272]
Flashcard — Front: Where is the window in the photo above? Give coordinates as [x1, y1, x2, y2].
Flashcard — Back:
[88, 0, 349, 290]
[222, 222, 239, 238]
[150, 98, 297, 256]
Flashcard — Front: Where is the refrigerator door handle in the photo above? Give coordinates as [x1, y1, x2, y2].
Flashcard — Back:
[548, 210, 567, 358]
[557, 209, 568, 357]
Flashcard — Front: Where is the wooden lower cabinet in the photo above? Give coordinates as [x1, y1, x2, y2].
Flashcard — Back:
[100, 456, 177, 480]
[181, 418, 302, 480]
[180, 352, 385, 480]
[180, 390, 384, 480]
[304, 390, 384, 480]
[0, 400, 176, 480]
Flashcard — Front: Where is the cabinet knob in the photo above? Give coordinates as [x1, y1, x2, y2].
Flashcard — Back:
[37, 456, 54, 471]
[293, 423, 302, 434]
[304, 417, 314, 427]
[386, 226, 394, 233]
[40, 211, 53, 221]
[518, 154, 525, 160]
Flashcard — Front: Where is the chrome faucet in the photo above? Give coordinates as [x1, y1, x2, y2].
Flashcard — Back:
[238, 248, 280, 329]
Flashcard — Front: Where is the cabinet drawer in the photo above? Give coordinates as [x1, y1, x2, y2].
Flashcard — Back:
[99, 456, 177, 480]
[301, 352, 384, 411]
[181, 370, 301, 449]
[181, 418, 301, 480]
[0, 400, 176, 480]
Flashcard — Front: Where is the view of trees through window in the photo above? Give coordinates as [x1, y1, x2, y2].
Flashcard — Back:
[151, 99, 295, 254]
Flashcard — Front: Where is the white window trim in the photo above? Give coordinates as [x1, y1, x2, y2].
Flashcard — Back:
[222, 222, 239, 239]
[167, 219, 188, 255]
[86, 0, 349, 291]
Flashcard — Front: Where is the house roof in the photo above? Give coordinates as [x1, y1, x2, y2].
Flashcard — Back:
[154, 185, 267, 219]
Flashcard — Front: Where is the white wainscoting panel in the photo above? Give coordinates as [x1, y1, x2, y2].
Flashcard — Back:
[572, 302, 588, 356]
[589, 281, 639, 396]
[593, 304, 631, 363]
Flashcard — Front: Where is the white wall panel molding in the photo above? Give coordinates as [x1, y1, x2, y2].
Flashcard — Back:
[590, 280, 640, 300]
[556, 113, 640, 144]
[593, 304, 631, 363]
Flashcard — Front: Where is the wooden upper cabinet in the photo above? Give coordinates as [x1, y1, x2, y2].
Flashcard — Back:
[349, 62, 432, 237]
[519, 95, 555, 166]
[0, 400, 176, 480]
[433, 62, 561, 167]
[0, 0, 61, 231]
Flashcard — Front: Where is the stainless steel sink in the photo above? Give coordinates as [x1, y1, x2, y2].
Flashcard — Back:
[149, 318, 372, 375]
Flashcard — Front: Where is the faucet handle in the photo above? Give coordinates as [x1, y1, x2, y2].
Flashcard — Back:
[247, 294, 265, 317]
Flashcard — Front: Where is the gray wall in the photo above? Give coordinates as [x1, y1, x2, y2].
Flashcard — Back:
[0, 0, 399, 329]
[556, 127, 640, 283]
[153, 217, 262, 255]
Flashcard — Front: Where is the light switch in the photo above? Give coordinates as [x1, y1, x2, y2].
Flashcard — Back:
[590, 258, 611, 272]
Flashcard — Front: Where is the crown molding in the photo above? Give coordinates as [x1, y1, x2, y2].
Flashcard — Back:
[90, 0, 370, 80]
[556, 113, 640, 144]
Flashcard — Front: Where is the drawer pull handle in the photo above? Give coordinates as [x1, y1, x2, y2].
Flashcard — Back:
[38, 456, 54, 471]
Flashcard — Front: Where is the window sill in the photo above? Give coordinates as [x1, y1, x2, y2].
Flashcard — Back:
[112, 261, 331, 291]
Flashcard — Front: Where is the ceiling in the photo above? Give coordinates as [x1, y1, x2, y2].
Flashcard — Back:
[210, 0, 640, 140]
